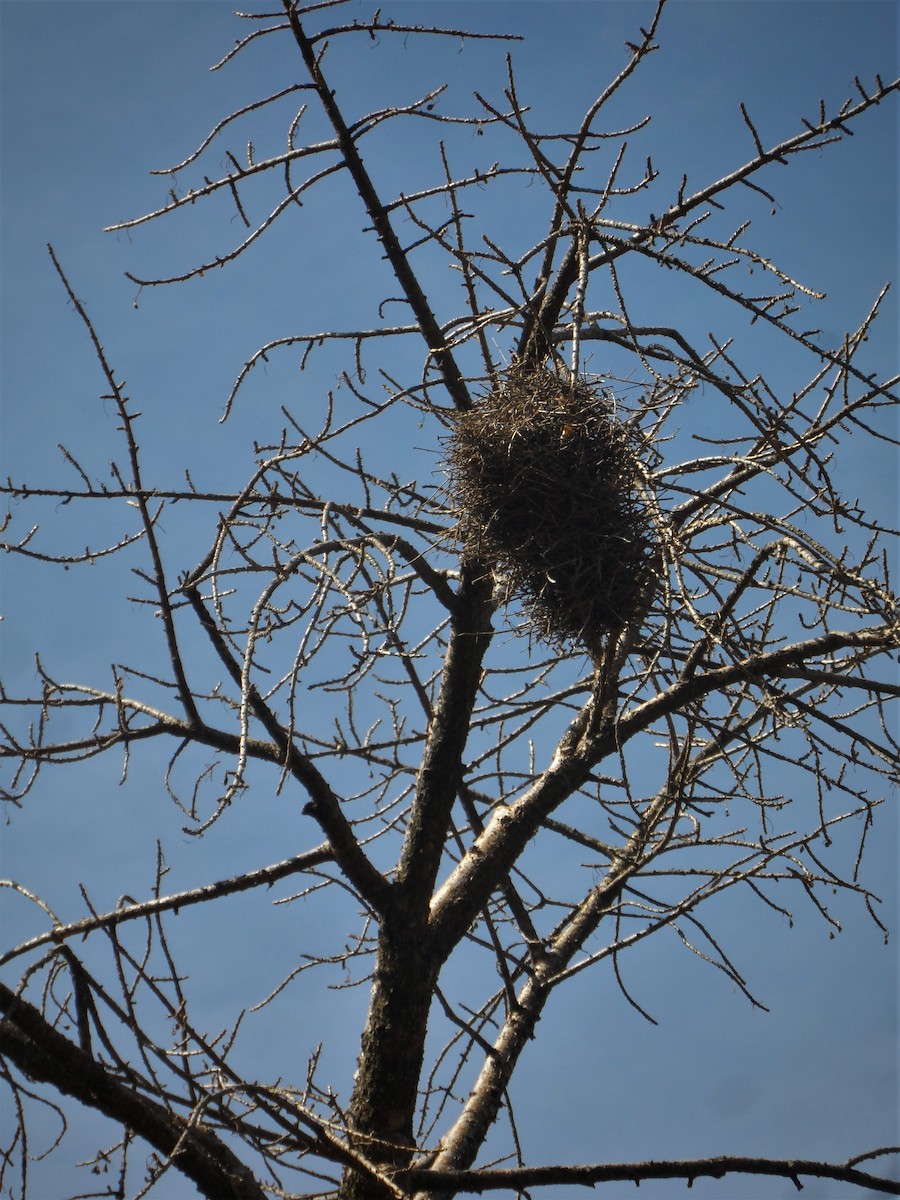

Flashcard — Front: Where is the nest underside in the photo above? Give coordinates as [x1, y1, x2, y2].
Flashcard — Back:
[448, 368, 656, 651]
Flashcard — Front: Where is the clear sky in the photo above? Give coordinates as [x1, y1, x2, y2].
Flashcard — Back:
[1, 3, 897, 1198]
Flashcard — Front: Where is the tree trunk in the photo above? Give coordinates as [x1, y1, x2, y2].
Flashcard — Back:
[339, 915, 437, 1199]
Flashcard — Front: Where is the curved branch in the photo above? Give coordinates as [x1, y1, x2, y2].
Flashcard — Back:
[47, 247, 201, 729]
[182, 584, 394, 912]
[0, 982, 267, 1200]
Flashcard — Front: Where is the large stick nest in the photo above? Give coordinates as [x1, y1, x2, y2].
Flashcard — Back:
[447, 366, 657, 653]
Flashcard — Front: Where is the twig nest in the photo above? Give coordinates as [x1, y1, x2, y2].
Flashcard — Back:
[448, 366, 656, 653]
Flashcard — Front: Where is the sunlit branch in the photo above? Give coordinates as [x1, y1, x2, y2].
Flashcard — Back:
[402, 1151, 900, 1195]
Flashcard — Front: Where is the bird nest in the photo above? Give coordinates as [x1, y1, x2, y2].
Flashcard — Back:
[447, 366, 657, 653]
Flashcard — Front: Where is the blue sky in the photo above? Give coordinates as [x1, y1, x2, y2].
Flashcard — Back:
[1, 3, 897, 1198]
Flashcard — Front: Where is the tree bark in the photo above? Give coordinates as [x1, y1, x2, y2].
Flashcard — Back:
[340, 568, 495, 1198]
[339, 916, 439, 1199]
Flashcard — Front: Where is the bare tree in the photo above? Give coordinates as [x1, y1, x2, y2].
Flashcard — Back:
[2, 3, 898, 1198]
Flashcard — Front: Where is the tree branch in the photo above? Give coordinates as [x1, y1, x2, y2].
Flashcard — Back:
[0, 983, 267, 1200]
[402, 1151, 900, 1195]
[280, 0, 473, 411]
[0, 844, 333, 968]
